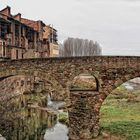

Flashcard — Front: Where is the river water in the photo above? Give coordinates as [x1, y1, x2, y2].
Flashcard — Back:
[0, 95, 68, 140]
[44, 95, 68, 140]
[44, 118, 68, 140]
[44, 96, 68, 140]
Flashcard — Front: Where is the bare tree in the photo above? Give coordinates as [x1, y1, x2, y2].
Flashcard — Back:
[59, 37, 102, 57]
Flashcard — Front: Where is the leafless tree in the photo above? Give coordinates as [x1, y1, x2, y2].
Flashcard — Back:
[59, 37, 102, 57]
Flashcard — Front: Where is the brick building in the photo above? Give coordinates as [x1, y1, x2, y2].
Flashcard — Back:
[0, 6, 59, 60]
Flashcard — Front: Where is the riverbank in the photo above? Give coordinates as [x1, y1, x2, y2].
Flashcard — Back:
[55, 85, 140, 140]
[100, 87, 140, 140]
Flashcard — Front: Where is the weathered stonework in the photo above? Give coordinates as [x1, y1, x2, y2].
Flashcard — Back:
[69, 90, 99, 140]
[0, 75, 35, 101]
[69, 74, 99, 140]
[0, 56, 140, 139]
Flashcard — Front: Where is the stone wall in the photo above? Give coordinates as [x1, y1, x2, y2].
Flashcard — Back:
[69, 90, 100, 140]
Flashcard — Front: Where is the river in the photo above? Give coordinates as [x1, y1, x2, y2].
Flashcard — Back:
[0, 95, 68, 140]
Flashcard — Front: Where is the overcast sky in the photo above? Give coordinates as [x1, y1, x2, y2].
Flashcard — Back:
[0, 0, 140, 55]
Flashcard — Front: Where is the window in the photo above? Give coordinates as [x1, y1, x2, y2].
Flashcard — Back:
[17, 82, 19, 86]
[0, 41, 3, 57]
[27, 81, 31, 85]
[7, 38, 12, 45]
[3, 42, 5, 56]
[16, 50, 18, 59]
[21, 80, 24, 86]
[22, 52, 24, 59]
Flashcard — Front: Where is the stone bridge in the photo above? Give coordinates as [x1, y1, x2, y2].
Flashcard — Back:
[0, 56, 140, 140]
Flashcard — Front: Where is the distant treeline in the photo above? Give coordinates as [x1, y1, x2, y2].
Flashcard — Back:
[59, 37, 102, 57]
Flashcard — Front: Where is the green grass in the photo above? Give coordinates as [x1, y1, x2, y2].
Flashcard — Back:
[100, 96, 140, 140]
[101, 121, 140, 140]
[59, 112, 69, 125]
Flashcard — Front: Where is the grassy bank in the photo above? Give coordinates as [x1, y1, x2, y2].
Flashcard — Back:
[100, 87, 140, 140]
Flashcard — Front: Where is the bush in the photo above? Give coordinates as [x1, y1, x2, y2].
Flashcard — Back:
[58, 112, 69, 126]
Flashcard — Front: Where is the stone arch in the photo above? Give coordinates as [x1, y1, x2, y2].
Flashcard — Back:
[0, 69, 65, 100]
[109, 72, 140, 94]
[97, 69, 140, 104]
[67, 72, 100, 91]
[70, 73, 98, 91]
[94, 76, 100, 91]
[65, 72, 100, 106]
[99, 76, 140, 139]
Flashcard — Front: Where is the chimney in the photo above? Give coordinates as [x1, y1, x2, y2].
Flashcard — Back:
[13, 13, 21, 21]
[0, 6, 11, 16]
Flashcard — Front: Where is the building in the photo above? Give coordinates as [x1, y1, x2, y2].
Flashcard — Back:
[43, 25, 59, 57]
[0, 6, 59, 60]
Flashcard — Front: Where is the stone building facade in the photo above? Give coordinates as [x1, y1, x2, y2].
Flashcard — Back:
[0, 6, 59, 60]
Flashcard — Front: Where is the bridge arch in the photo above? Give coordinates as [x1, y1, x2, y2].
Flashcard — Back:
[97, 68, 140, 102]
[99, 77, 140, 139]
[0, 69, 65, 101]
[110, 73, 140, 93]
[69, 73, 99, 91]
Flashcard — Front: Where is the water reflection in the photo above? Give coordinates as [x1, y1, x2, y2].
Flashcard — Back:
[0, 95, 68, 140]
[45, 97, 68, 140]
[1, 107, 57, 140]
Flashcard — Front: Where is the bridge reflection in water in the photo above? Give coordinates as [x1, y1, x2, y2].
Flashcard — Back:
[0, 93, 69, 140]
